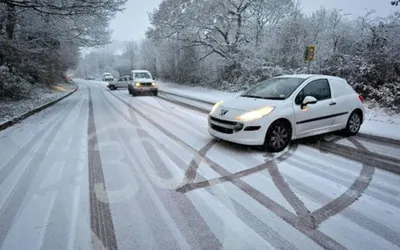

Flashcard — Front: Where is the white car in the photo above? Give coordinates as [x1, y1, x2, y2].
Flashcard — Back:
[102, 73, 114, 82]
[107, 75, 130, 90]
[127, 70, 158, 96]
[208, 74, 365, 152]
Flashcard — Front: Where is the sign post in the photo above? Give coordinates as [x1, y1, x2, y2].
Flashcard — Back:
[304, 45, 316, 73]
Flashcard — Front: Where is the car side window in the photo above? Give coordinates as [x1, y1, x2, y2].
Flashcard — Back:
[295, 79, 331, 105]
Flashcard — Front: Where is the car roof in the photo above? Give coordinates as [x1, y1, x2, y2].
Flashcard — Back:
[132, 70, 150, 73]
[276, 74, 314, 79]
[276, 74, 345, 81]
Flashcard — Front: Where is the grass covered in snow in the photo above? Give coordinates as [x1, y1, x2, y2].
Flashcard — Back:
[0, 82, 77, 123]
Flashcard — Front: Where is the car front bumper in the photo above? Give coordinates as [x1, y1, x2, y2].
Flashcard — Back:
[208, 115, 272, 146]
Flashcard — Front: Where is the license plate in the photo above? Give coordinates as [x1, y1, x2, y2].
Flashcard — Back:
[142, 87, 150, 90]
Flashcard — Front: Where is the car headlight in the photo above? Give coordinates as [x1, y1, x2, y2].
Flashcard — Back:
[152, 82, 156, 86]
[211, 101, 223, 114]
[135, 82, 140, 87]
[235, 106, 275, 121]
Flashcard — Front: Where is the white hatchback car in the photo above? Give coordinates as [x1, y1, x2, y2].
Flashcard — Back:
[208, 75, 365, 152]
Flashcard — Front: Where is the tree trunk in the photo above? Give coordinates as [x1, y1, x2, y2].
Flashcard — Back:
[255, 28, 261, 47]
[6, 3, 16, 40]
[333, 36, 339, 53]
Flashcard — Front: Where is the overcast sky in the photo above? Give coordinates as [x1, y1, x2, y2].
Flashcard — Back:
[109, 0, 397, 42]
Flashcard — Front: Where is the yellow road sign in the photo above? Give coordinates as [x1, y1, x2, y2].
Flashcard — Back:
[304, 46, 316, 61]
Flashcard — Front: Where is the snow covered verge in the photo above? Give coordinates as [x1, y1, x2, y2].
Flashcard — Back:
[0, 81, 77, 124]
[159, 81, 400, 141]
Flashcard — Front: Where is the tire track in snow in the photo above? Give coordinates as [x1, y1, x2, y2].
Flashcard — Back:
[146, 93, 311, 223]
[311, 165, 375, 225]
[268, 159, 313, 227]
[40, 85, 89, 249]
[101, 89, 222, 249]
[180, 140, 216, 186]
[153, 87, 400, 247]
[87, 88, 118, 250]
[143, 98, 207, 134]
[0, 89, 82, 186]
[107, 91, 299, 249]
[284, 155, 400, 208]
[281, 173, 400, 248]
[176, 145, 298, 194]
[307, 137, 375, 227]
[317, 137, 400, 175]
[108, 90, 345, 250]
[0, 89, 83, 248]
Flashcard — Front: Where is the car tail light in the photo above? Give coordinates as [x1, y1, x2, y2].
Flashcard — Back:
[359, 95, 364, 103]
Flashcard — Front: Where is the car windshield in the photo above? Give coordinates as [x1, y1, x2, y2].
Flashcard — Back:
[134, 72, 151, 79]
[241, 77, 305, 100]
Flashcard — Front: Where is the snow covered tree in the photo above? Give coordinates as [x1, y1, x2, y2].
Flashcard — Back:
[141, 0, 400, 108]
[249, 0, 293, 47]
[0, 0, 126, 98]
[126, 41, 137, 71]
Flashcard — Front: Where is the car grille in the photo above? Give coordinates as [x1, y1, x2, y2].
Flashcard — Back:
[140, 82, 152, 86]
[210, 124, 234, 134]
[209, 116, 243, 134]
[209, 116, 237, 125]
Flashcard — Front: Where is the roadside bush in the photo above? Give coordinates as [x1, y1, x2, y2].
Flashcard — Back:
[0, 66, 31, 99]
[319, 54, 400, 110]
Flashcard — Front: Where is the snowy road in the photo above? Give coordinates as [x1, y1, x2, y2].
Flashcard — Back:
[1, 80, 400, 250]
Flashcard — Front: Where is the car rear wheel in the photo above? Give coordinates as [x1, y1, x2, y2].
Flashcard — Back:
[264, 120, 291, 152]
[344, 110, 361, 136]
[109, 85, 116, 90]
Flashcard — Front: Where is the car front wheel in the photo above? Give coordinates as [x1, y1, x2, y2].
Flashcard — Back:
[264, 120, 291, 152]
[344, 110, 362, 136]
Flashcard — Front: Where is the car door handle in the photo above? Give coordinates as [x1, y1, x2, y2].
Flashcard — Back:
[329, 102, 337, 106]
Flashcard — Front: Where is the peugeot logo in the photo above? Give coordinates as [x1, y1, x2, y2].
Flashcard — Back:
[220, 109, 229, 116]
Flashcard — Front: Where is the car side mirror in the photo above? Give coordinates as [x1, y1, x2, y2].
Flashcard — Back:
[301, 96, 317, 110]
[153, 77, 155, 80]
